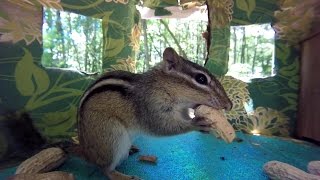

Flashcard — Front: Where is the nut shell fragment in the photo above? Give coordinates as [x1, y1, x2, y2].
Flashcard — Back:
[139, 155, 157, 164]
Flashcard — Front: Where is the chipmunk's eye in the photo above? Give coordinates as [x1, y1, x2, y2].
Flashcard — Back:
[195, 73, 208, 85]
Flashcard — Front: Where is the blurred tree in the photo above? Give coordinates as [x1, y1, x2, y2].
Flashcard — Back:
[227, 24, 275, 81]
[42, 8, 102, 73]
[42, 8, 273, 81]
[135, 19, 207, 73]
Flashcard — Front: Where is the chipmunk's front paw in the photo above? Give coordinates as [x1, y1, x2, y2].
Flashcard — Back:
[192, 117, 216, 133]
[129, 145, 140, 155]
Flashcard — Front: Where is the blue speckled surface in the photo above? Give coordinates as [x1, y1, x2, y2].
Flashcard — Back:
[1, 132, 320, 180]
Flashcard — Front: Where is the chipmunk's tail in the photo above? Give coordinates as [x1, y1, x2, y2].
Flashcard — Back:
[0, 111, 46, 168]
[0, 111, 84, 169]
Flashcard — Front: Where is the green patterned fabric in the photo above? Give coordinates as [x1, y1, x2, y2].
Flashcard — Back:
[0, 0, 140, 158]
[60, 0, 140, 71]
[0, 0, 301, 161]
[143, 0, 178, 9]
[205, 0, 299, 137]
[205, 27, 231, 75]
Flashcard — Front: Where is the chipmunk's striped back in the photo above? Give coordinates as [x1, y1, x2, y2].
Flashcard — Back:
[78, 71, 137, 115]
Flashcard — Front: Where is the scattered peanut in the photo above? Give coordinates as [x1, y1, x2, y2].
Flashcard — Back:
[264, 161, 320, 180]
[15, 147, 67, 174]
[308, 161, 320, 176]
[8, 171, 74, 180]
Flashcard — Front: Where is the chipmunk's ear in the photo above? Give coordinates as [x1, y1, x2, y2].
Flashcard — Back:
[163, 47, 181, 71]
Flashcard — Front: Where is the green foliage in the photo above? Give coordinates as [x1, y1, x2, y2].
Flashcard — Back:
[136, 18, 207, 73]
[42, 8, 103, 73]
[227, 24, 274, 81]
[42, 7, 207, 73]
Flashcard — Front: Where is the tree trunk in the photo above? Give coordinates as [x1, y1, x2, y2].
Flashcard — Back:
[202, 22, 207, 61]
[159, 21, 163, 63]
[66, 14, 81, 70]
[83, 18, 91, 72]
[246, 43, 249, 64]
[251, 35, 259, 74]
[65, 13, 72, 62]
[141, 19, 150, 72]
[91, 21, 98, 72]
[161, 33, 171, 49]
[45, 8, 54, 67]
[233, 27, 237, 64]
[55, 11, 66, 67]
[160, 19, 187, 58]
[149, 35, 162, 57]
[196, 22, 200, 64]
[240, 27, 246, 64]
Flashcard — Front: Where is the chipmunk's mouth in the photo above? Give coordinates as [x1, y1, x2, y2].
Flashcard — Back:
[188, 104, 202, 119]
[192, 104, 202, 110]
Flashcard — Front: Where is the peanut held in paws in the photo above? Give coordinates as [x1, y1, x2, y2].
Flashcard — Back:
[194, 105, 236, 143]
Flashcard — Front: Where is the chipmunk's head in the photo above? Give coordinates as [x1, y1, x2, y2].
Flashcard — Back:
[160, 47, 232, 111]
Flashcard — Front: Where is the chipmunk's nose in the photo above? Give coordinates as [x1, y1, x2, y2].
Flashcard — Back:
[212, 98, 232, 111]
[224, 100, 233, 111]
[220, 98, 232, 111]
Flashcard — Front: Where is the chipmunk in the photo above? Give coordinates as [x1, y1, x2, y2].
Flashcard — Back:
[78, 47, 232, 180]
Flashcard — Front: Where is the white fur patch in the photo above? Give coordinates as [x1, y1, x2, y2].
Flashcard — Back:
[108, 127, 142, 171]
[188, 108, 195, 119]
[109, 128, 132, 171]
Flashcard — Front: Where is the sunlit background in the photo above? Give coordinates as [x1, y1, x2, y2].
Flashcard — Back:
[42, 7, 275, 82]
